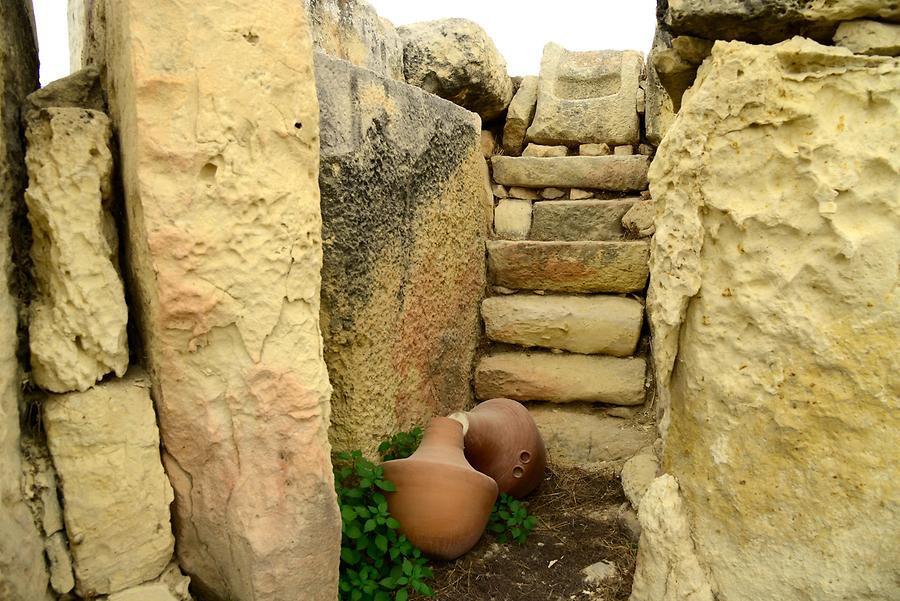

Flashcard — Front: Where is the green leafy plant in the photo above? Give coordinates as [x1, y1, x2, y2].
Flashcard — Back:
[334, 449, 433, 601]
[488, 493, 537, 544]
[377, 427, 424, 461]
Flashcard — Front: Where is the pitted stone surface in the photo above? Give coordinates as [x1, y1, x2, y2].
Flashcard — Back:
[487, 240, 650, 293]
[475, 351, 646, 405]
[102, 2, 341, 599]
[527, 43, 642, 146]
[648, 39, 900, 601]
[43, 370, 174, 596]
[399, 18, 513, 121]
[0, 2, 52, 598]
[834, 20, 900, 56]
[531, 199, 636, 241]
[316, 54, 488, 455]
[25, 107, 128, 393]
[482, 294, 643, 356]
[494, 198, 532, 240]
[491, 155, 649, 190]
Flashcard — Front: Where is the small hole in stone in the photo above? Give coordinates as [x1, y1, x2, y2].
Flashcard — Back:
[200, 162, 218, 181]
[243, 31, 259, 44]
[512, 466, 524, 479]
[294, 121, 302, 130]
[519, 451, 531, 464]
[89, 148, 101, 157]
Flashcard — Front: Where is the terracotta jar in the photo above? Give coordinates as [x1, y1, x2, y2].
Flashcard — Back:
[452, 398, 547, 499]
[381, 417, 498, 560]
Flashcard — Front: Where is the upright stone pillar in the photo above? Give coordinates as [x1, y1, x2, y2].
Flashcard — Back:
[100, 1, 340, 599]
[641, 39, 900, 601]
[0, 1, 53, 599]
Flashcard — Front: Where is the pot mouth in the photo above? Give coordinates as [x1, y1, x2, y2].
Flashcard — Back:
[448, 412, 469, 436]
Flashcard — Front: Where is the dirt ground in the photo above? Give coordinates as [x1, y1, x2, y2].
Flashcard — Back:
[418, 464, 639, 601]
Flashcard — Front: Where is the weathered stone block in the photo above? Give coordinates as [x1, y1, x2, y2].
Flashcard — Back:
[487, 240, 650, 293]
[0, 2, 53, 597]
[491, 155, 649, 190]
[24, 107, 128, 393]
[502, 75, 538, 155]
[494, 198, 532, 240]
[508, 186, 540, 200]
[101, 2, 341, 598]
[527, 43, 642, 146]
[648, 38, 900, 601]
[621, 448, 658, 510]
[834, 20, 900, 56]
[399, 18, 513, 121]
[43, 370, 174, 596]
[527, 404, 654, 466]
[622, 200, 656, 238]
[481, 294, 643, 356]
[475, 351, 646, 404]
[645, 30, 677, 146]
[663, 0, 900, 43]
[530, 199, 636, 241]
[303, 0, 404, 80]
[540, 187, 566, 200]
[580, 142, 611, 156]
[316, 53, 488, 454]
[522, 143, 567, 158]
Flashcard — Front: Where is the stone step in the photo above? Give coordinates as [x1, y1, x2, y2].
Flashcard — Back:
[487, 240, 649, 293]
[526, 404, 654, 466]
[491, 155, 649, 190]
[530, 198, 638, 241]
[481, 294, 643, 356]
[475, 351, 646, 405]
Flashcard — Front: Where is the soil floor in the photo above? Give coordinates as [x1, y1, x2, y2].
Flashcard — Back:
[418, 464, 639, 601]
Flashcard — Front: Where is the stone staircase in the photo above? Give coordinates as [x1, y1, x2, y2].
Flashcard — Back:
[478, 150, 655, 466]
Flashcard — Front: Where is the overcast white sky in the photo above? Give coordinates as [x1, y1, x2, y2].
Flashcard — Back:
[32, 0, 656, 86]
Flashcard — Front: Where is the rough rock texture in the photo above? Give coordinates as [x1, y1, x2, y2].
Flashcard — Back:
[648, 39, 900, 601]
[316, 53, 488, 454]
[399, 18, 513, 121]
[527, 43, 642, 146]
[530, 199, 636, 241]
[652, 36, 713, 112]
[502, 75, 538, 155]
[487, 240, 650, 293]
[25, 66, 104, 113]
[304, 0, 404, 80]
[620, 448, 658, 510]
[482, 295, 643, 356]
[494, 198, 532, 240]
[103, 563, 192, 601]
[0, 1, 52, 598]
[629, 475, 714, 601]
[522, 143, 567, 158]
[622, 201, 656, 238]
[528, 404, 654, 466]
[101, 2, 341, 599]
[644, 30, 676, 146]
[491, 155, 649, 190]
[24, 107, 128, 393]
[834, 20, 900, 56]
[475, 351, 646, 405]
[43, 370, 174, 597]
[663, 0, 900, 43]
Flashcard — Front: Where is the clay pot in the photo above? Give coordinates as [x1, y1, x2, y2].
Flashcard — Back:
[453, 398, 547, 499]
[381, 417, 498, 560]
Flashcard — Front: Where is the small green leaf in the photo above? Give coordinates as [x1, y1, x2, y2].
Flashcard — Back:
[375, 534, 388, 553]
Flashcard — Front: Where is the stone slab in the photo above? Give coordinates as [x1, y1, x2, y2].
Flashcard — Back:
[0, 1, 53, 598]
[834, 20, 900, 56]
[24, 107, 128, 393]
[316, 53, 488, 454]
[491, 155, 649, 190]
[101, 2, 341, 598]
[43, 370, 174, 596]
[530, 199, 636, 241]
[481, 294, 643, 356]
[487, 240, 650, 293]
[475, 351, 646, 405]
[527, 43, 642, 146]
[523, 143, 567, 158]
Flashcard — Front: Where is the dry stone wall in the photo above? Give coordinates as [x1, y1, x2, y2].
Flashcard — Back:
[480, 41, 657, 471]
